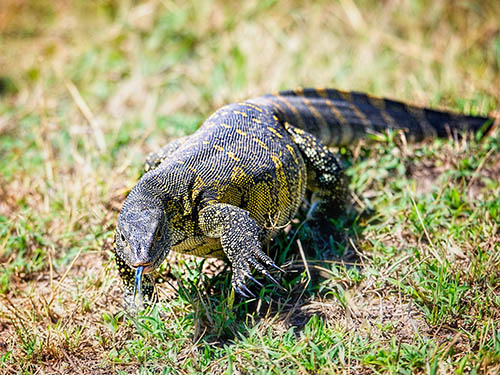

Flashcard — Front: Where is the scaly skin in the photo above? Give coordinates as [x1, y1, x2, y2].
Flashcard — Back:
[113, 88, 493, 309]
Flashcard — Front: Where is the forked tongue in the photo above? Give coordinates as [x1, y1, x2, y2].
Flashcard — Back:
[133, 266, 144, 303]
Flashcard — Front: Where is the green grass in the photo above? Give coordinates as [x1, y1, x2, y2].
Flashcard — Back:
[1, 0, 499, 374]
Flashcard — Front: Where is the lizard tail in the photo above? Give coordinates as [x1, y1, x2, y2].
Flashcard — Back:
[256, 88, 495, 145]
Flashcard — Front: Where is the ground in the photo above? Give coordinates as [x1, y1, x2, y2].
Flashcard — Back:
[0, 0, 499, 374]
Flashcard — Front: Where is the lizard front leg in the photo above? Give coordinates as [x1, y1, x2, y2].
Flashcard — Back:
[199, 203, 283, 297]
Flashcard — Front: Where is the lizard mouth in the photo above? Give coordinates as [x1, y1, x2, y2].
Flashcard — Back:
[132, 261, 154, 274]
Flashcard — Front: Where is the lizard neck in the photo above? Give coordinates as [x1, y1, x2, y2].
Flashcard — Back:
[131, 164, 195, 214]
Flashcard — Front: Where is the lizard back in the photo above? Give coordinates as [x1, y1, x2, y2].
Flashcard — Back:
[137, 88, 494, 257]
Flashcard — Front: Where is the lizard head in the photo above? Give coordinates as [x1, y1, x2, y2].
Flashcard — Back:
[114, 197, 171, 274]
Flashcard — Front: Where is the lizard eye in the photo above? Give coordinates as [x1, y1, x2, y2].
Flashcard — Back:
[120, 232, 126, 242]
[154, 224, 162, 241]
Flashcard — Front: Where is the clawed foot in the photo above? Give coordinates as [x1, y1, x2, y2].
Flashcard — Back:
[231, 248, 286, 298]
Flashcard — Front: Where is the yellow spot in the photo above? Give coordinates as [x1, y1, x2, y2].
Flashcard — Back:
[252, 137, 268, 150]
[294, 87, 304, 95]
[252, 118, 262, 124]
[221, 123, 231, 128]
[243, 102, 263, 112]
[236, 129, 247, 136]
[226, 151, 240, 161]
[233, 110, 248, 117]
[286, 145, 299, 164]
[315, 87, 327, 97]
[337, 89, 352, 101]
[203, 140, 209, 145]
[213, 144, 224, 152]
[273, 115, 279, 121]
[187, 165, 198, 174]
[267, 126, 283, 138]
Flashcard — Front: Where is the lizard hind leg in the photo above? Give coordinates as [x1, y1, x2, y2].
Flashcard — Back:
[284, 122, 348, 217]
[284, 123, 349, 251]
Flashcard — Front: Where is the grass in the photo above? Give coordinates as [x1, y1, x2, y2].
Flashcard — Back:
[1, 0, 499, 373]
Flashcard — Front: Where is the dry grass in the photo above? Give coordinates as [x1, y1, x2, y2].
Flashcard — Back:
[1, 0, 499, 374]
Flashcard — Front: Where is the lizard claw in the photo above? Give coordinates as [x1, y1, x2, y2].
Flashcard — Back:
[234, 285, 253, 298]
[240, 284, 256, 298]
[230, 248, 286, 296]
[250, 252, 285, 288]
[269, 262, 286, 274]
[247, 274, 264, 288]
[233, 273, 257, 298]
[232, 262, 257, 298]
[260, 268, 287, 291]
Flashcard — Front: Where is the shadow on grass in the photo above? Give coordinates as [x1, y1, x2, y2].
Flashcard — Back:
[153, 203, 375, 346]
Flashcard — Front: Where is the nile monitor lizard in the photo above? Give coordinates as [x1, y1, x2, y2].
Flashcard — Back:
[113, 88, 495, 310]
